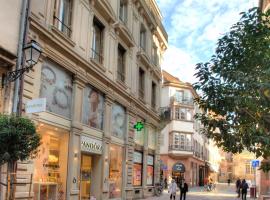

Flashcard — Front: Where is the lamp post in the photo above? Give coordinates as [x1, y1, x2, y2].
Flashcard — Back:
[5, 40, 42, 83]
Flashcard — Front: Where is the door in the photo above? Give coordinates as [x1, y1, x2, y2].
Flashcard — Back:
[80, 154, 92, 200]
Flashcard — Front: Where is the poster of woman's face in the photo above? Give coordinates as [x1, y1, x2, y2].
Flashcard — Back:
[112, 103, 126, 139]
[82, 86, 104, 129]
[39, 60, 72, 118]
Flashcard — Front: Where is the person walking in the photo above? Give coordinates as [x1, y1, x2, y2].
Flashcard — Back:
[241, 179, 249, 200]
[227, 178, 231, 186]
[164, 178, 168, 189]
[180, 179, 188, 200]
[169, 179, 177, 200]
[236, 178, 241, 198]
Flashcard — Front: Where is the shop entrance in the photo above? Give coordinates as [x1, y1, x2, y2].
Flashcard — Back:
[172, 163, 185, 186]
[80, 154, 92, 200]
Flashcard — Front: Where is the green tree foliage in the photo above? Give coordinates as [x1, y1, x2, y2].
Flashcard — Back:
[194, 8, 270, 162]
[0, 114, 41, 168]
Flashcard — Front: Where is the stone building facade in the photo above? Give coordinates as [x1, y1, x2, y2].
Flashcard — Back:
[0, 0, 168, 199]
[159, 71, 218, 187]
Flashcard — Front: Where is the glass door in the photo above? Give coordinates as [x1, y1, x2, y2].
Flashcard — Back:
[80, 154, 92, 200]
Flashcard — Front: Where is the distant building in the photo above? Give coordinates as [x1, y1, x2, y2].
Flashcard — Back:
[160, 70, 220, 187]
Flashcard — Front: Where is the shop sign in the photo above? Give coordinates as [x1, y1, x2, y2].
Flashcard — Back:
[25, 98, 46, 114]
[81, 136, 102, 154]
[172, 162, 185, 173]
[147, 155, 154, 165]
[133, 151, 143, 163]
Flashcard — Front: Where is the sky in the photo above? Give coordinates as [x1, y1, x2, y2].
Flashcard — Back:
[156, 0, 258, 83]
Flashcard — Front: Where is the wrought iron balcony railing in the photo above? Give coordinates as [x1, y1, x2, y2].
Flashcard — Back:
[169, 145, 193, 152]
[170, 96, 194, 106]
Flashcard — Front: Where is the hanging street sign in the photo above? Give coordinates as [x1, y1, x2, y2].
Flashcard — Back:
[134, 122, 144, 131]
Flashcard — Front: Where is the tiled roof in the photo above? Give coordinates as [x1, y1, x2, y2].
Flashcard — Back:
[162, 70, 183, 84]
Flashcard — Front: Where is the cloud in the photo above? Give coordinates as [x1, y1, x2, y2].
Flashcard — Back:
[157, 0, 258, 83]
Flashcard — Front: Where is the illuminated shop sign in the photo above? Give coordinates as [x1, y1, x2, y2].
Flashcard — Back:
[81, 136, 102, 154]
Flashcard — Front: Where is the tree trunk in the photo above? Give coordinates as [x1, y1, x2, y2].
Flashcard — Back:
[8, 161, 17, 200]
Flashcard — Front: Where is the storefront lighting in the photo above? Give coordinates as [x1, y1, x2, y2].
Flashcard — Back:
[74, 152, 78, 158]
[5, 40, 42, 84]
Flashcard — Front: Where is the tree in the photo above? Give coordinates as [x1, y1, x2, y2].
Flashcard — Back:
[0, 114, 40, 198]
[193, 7, 270, 169]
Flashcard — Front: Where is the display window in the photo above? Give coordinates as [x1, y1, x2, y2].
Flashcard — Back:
[80, 154, 92, 200]
[33, 124, 69, 200]
[111, 103, 126, 139]
[109, 144, 123, 199]
[147, 155, 154, 185]
[133, 151, 143, 186]
[40, 60, 73, 118]
[82, 85, 104, 130]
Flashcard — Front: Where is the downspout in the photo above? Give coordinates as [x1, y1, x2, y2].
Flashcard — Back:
[12, 0, 29, 114]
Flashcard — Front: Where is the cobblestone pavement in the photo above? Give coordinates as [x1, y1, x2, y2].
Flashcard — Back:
[142, 183, 252, 200]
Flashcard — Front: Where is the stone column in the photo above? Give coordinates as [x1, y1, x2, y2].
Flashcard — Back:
[154, 127, 161, 184]
[124, 109, 136, 199]
[67, 76, 84, 200]
[142, 122, 149, 197]
[101, 94, 113, 200]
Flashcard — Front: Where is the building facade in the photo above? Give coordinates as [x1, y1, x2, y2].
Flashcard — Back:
[0, 0, 168, 199]
[159, 71, 217, 187]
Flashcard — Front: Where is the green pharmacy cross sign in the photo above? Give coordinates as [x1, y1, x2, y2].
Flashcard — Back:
[134, 122, 144, 131]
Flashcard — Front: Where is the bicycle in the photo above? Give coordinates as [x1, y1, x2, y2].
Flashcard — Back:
[154, 183, 164, 196]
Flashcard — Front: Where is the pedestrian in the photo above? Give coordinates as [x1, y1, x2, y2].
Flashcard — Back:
[164, 178, 168, 189]
[241, 179, 249, 200]
[169, 179, 177, 200]
[236, 178, 241, 198]
[227, 178, 231, 186]
[180, 179, 188, 200]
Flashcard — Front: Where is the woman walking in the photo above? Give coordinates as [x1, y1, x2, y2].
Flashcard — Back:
[169, 179, 178, 200]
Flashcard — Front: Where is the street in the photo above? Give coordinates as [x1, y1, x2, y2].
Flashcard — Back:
[143, 183, 252, 200]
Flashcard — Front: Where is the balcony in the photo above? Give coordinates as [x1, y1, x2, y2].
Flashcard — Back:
[168, 145, 194, 157]
[171, 96, 194, 107]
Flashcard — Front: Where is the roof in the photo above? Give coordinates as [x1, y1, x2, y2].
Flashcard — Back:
[162, 70, 183, 84]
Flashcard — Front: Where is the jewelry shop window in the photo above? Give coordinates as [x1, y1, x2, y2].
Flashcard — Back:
[147, 155, 154, 186]
[82, 85, 104, 130]
[33, 124, 69, 200]
[109, 144, 123, 199]
[40, 60, 72, 118]
[133, 151, 143, 186]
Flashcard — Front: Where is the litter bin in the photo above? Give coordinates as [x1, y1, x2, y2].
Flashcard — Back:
[250, 186, 257, 198]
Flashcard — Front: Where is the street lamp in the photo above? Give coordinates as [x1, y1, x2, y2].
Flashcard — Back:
[5, 40, 42, 84]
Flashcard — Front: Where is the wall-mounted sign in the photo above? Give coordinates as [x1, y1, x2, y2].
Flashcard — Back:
[133, 151, 143, 163]
[172, 162, 185, 173]
[25, 98, 46, 114]
[147, 155, 154, 165]
[81, 136, 102, 154]
[134, 122, 144, 131]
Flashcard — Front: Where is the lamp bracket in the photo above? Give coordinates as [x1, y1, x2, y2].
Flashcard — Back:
[4, 65, 33, 85]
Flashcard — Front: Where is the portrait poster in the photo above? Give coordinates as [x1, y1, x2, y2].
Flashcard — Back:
[112, 103, 126, 139]
[40, 60, 72, 118]
[82, 85, 104, 130]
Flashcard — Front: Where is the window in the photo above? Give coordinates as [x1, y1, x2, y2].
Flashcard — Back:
[133, 151, 143, 186]
[147, 155, 154, 185]
[139, 68, 145, 99]
[175, 90, 183, 102]
[140, 25, 146, 50]
[151, 82, 156, 108]
[117, 44, 126, 82]
[54, 0, 72, 37]
[152, 45, 158, 66]
[92, 17, 104, 64]
[174, 107, 193, 121]
[119, 0, 127, 23]
[246, 161, 255, 174]
[109, 144, 123, 198]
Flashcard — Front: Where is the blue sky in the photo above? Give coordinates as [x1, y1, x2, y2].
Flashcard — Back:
[156, 0, 258, 83]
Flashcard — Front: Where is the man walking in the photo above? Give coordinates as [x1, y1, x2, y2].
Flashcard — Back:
[241, 179, 249, 200]
[180, 179, 188, 200]
[236, 178, 241, 198]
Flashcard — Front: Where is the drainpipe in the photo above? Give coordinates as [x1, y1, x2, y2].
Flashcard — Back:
[12, 0, 30, 114]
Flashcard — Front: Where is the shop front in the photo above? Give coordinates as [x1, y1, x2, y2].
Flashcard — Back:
[172, 162, 185, 186]
[33, 124, 69, 200]
[80, 135, 103, 200]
